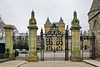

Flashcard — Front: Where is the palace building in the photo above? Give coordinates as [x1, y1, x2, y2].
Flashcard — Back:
[44, 17, 66, 51]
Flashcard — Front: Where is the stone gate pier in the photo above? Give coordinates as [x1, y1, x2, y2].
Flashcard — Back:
[27, 10, 38, 62]
[4, 25, 14, 60]
[70, 11, 82, 62]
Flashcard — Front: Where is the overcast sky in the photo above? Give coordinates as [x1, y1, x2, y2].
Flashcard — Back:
[0, 0, 93, 34]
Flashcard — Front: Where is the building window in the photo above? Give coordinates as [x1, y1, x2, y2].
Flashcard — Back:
[85, 45, 87, 50]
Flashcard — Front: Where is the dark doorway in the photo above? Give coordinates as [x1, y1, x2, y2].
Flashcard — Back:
[0, 43, 5, 53]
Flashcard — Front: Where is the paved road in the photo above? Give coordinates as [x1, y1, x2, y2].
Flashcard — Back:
[0, 51, 95, 67]
[38, 51, 90, 61]
[14, 51, 93, 67]
[15, 51, 90, 61]
[15, 54, 27, 61]
[83, 60, 100, 67]
[20, 61, 93, 67]
[0, 60, 27, 67]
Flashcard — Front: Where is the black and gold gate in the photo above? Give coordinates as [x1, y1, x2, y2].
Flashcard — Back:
[41, 24, 69, 61]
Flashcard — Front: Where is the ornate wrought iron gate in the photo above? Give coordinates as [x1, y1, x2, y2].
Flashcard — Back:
[40, 24, 69, 61]
[80, 32, 95, 60]
[40, 25, 95, 61]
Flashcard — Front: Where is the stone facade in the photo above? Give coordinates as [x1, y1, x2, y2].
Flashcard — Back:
[88, 0, 100, 58]
[13, 32, 28, 45]
[44, 17, 65, 34]
[44, 17, 66, 51]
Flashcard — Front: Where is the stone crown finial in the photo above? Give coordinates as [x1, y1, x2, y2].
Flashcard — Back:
[72, 11, 79, 24]
[74, 11, 77, 20]
[29, 10, 36, 24]
[70, 11, 81, 30]
[32, 10, 34, 13]
[31, 10, 35, 19]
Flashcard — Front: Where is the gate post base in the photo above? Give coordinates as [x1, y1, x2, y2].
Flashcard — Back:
[4, 53, 9, 59]
[9, 53, 14, 60]
[28, 55, 38, 62]
[71, 55, 82, 62]
[4, 53, 14, 60]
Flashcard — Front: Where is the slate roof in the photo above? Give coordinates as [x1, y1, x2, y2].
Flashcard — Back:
[59, 17, 64, 23]
[46, 17, 51, 24]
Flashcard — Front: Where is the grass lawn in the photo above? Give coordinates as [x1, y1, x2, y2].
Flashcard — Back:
[37, 50, 41, 52]
[0, 59, 5, 60]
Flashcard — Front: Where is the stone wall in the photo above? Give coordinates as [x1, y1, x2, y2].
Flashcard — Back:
[88, 9, 100, 58]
